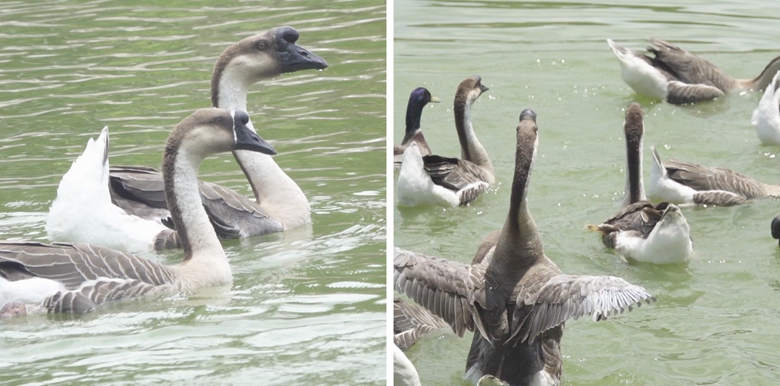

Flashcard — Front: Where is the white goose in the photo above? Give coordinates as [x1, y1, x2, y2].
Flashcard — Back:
[394, 110, 655, 386]
[607, 38, 780, 104]
[587, 103, 692, 264]
[0, 109, 275, 316]
[47, 26, 327, 253]
[648, 147, 780, 206]
[751, 71, 780, 145]
[396, 75, 493, 207]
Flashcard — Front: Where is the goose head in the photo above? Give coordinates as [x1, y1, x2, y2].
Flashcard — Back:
[211, 26, 328, 107]
[623, 102, 646, 205]
[405, 87, 440, 134]
[513, 109, 539, 202]
[455, 75, 489, 109]
[167, 108, 276, 160]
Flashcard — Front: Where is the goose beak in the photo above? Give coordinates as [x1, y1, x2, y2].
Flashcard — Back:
[233, 117, 276, 155]
[430, 96, 441, 103]
[276, 26, 329, 73]
[480, 84, 489, 93]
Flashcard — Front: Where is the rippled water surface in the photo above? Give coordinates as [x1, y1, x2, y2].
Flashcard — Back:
[0, 0, 385, 384]
[395, 1, 780, 385]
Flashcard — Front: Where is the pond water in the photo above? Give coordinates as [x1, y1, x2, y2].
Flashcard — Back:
[0, 0, 386, 384]
[394, 1, 780, 385]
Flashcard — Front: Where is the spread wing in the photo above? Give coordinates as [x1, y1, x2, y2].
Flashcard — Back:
[510, 273, 655, 344]
[393, 297, 449, 350]
[393, 247, 486, 338]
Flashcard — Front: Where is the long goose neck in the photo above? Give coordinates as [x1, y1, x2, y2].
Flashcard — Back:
[743, 56, 780, 91]
[454, 98, 493, 174]
[624, 127, 646, 206]
[163, 143, 226, 262]
[492, 134, 542, 275]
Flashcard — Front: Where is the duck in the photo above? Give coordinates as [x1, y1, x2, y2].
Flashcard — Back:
[0, 108, 275, 316]
[647, 146, 780, 206]
[587, 103, 692, 264]
[47, 26, 328, 253]
[607, 38, 780, 104]
[396, 75, 494, 207]
[393, 109, 655, 386]
[393, 87, 440, 166]
[751, 71, 780, 145]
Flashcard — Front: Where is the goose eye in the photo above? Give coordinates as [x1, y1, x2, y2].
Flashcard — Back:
[213, 116, 224, 125]
[255, 40, 268, 50]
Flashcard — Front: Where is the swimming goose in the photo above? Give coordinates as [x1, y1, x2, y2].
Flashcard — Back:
[607, 38, 780, 104]
[0, 109, 275, 316]
[394, 109, 655, 386]
[648, 147, 780, 206]
[393, 87, 440, 166]
[396, 76, 494, 207]
[587, 103, 692, 264]
[48, 27, 327, 252]
[751, 71, 780, 145]
[394, 297, 448, 350]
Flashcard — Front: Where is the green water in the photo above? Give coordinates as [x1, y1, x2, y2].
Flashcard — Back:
[394, 1, 780, 385]
[0, 0, 385, 384]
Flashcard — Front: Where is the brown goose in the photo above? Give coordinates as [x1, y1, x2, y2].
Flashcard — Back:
[394, 297, 448, 350]
[393, 87, 440, 166]
[587, 103, 692, 264]
[1, 109, 274, 316]
[607, 38, 780, 104]
[648, 146, 780, 206]
[396, 76, 493, 207]
[47, 26, 328, 253]
[394, 109, 655, 385]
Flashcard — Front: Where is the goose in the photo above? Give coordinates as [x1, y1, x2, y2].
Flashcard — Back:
[393, 87, 440, 166]
[47, 26, 328, 252]
[0, 108, 275, 316]
[751, 71, 780, 145]
[394, 344, 422, 386]
[587, 103, 692, 264]
[393, 109, 655, 386]
[394, 297, 448, 350]
[647, 147, 780, 206]
[607, 38, 780, 104]
[396, 75, 494, 207]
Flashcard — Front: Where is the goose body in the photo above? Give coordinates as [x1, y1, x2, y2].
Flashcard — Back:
[2, 109, 276, 315]
[751, 71, 780, 145]
[396, 76, 494, 207]
[394, 110, 655, 386]
[648, 147, 780, 206]
[47, 27, 327, 252]
[607, 38, 780, 104]
[587, 103, 692, 264]
[393, 87, 439, 166]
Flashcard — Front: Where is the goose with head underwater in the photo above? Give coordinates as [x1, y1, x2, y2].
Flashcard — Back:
[0, 108, 275, 316]
[396, 75, 494, 207]
[648, 146, 780, 207]
[393, 87, 440, 166]
[47, 26, 328, 253]
[394, 109, 656, 386]
[587, 103, 692, 264]
[607, 38, 780, 105]
[751, 70, 780, 145]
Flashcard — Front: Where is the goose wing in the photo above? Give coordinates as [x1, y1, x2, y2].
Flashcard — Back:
[423, 155, 490, 205]
[588, 201, 666, 248]
[394, 297, 449, 350]
[509, 271, 655, 344]
[662, 158, 766, 198]
[0, 241, 178, 313]
[393, 247, 486, 338]
[647, 38, 735, 91]
[110, 166, 283, 239]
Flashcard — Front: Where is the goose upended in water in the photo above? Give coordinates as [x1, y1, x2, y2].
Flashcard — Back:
[607, 38, 780, 104]
[394, 109, 655, 386]
[751, 70, 780, 145]
[648, 147, 780, 207]
[0, 109, 275, 316]
[587, 103, 692, 264]
[396, 76, 494, 207]
[393, 87, 440, 166]
[47, 27, 327, 253]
